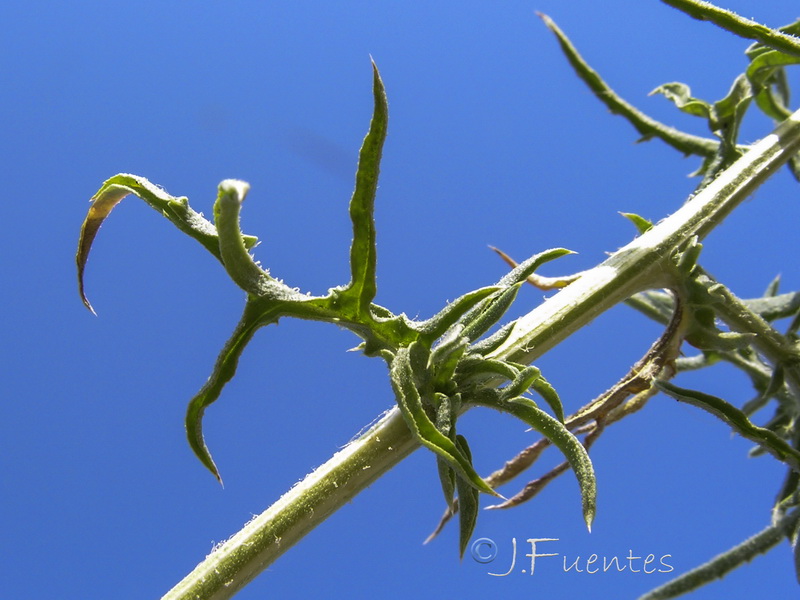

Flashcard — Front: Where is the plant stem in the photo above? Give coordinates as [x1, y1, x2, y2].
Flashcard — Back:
[162, 408, 416, 600]
[660, 0, 800, 57]
[637, 508, 800, 600]
[162, 108, 800, 600]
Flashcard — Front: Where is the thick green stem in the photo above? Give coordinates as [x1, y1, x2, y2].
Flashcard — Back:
[162, 108, 800, 600]
[162, 408, 417, 600]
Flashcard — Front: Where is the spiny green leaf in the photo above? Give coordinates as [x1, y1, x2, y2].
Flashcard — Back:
[461, 284, 522, 343]
[471, 391, 596, 531]
[657, 380, 800, 471]
[469, 321, 516, 356]
[390, 345, 500, 497]
[497, 247, 574, 287]
[531, 374, 566, 423]
[76, 174, 257, 314]
[458, 248, 575, 343]
[364, 305, 419, 351]
[538, 12, 718, 158]
[337, 60, 388, 320]
[430, 328, 470, 388]
[185, 298, 281, 484]
[455, 355, 520, 385]
[499, 366, 543, 402]
[182, 294, 341, 483]
[415, 286, 501, 344]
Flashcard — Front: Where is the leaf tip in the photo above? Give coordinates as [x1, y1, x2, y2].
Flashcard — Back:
[81, 294, 97, 316]
[77, 268, 97, 316]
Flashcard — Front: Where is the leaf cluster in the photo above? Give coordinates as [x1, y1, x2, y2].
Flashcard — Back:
[76, 62, 595, 556]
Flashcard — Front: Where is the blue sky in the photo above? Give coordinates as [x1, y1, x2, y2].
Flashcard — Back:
[3, 1, 799, 598]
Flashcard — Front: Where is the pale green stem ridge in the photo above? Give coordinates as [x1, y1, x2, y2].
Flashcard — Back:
[162, 108, 800, 600]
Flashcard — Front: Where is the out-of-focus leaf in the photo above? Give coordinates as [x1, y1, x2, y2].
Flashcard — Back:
[620, 212, 653, 234]
[657, 381, 800, 471]
[637, 506, 800, 600]
[764, 274, 782, 299]
[335, 61, 388, 320]
[76, 173, 257, 314]
[651, 82, 712, 118]
[711, 75, 752, 140]
[436, 457, 456, 514]
[454, 435, 480, 559]
[631, 288, 800, 327]
[746, 50, 800, 121]
[793, 521, 800, 584]
[651, 75, 751, 181]
[789, 311, 800, 337]
[390, 344, 500, 497]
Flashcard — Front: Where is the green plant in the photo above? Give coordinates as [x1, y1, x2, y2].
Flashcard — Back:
[76, 2, 800, 598]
